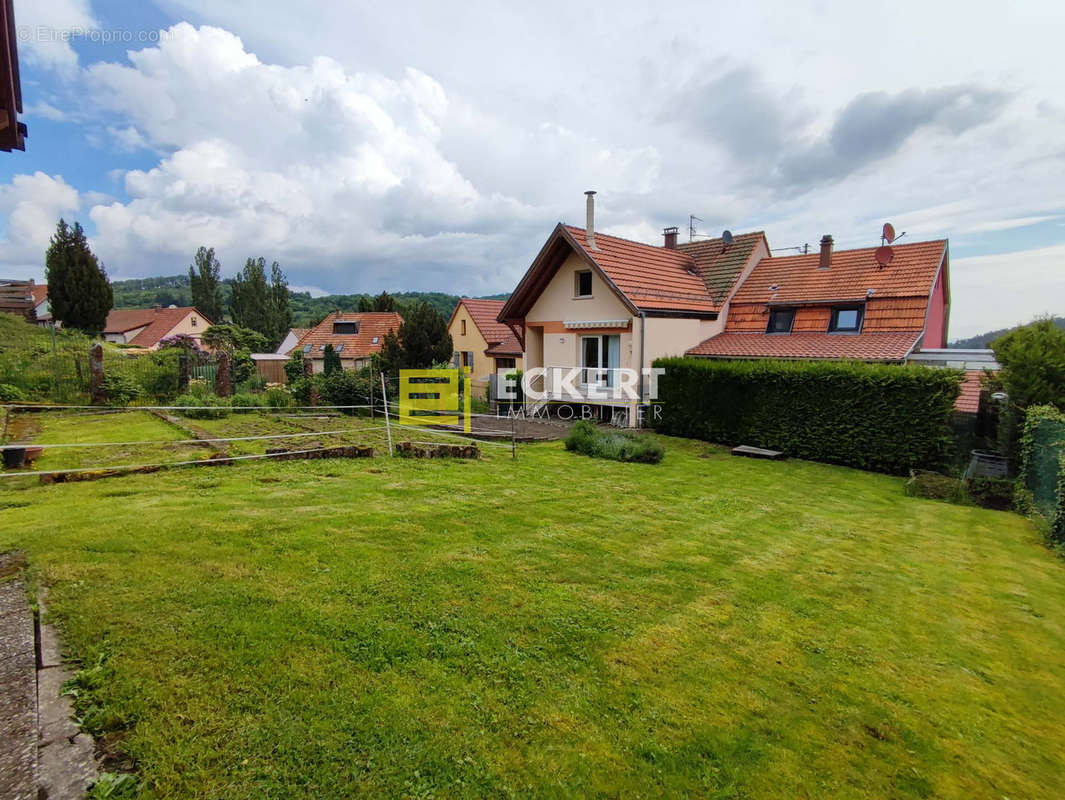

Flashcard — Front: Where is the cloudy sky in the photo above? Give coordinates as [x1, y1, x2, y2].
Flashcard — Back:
[3, 0, 1064, 339]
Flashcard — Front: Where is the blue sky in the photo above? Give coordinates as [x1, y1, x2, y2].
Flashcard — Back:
[4, 0, 1065, 339]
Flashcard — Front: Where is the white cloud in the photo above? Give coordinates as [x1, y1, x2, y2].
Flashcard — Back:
[14, 0, 98, 72]
[950, 245, 1065, 339]
[0, 173, 81, 276]
[2, 1, 1065, 337]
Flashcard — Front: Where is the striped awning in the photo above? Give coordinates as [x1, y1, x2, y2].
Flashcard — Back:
[563, 319, 631, 329]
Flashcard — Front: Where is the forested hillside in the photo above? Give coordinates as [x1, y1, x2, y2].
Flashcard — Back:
[111, 274, 508, 326]
[950, 316, 1065, 348]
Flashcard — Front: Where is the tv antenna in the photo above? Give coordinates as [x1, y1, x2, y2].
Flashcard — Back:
[688, 215, 702, 242]
[771, 243, 810, 255]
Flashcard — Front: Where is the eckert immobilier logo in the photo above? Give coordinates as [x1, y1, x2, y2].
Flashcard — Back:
[397, 367, 665, 429]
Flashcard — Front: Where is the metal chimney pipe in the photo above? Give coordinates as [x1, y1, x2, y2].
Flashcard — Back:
[585, 190, 597, 250]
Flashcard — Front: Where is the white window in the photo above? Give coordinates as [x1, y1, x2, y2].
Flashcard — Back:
[580, 334, 620, 387]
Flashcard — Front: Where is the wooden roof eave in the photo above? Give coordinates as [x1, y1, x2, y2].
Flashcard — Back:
[497, 223, 639, 325]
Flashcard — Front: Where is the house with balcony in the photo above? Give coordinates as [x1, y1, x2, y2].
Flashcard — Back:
[496, 192, 768, 423]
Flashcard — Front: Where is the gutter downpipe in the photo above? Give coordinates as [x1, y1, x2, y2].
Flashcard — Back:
[638, 310, 646, 425]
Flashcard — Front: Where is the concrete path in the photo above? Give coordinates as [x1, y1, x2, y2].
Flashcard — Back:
[0, 572, 37, 800]
[0, 555, 99, 800]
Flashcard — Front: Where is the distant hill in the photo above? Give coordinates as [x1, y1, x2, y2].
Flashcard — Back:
[949, 316, 1065, 349]
[110, 275, 509, 327]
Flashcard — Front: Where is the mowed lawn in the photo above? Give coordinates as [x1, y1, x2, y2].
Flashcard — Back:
[2, 425, 1064, 798]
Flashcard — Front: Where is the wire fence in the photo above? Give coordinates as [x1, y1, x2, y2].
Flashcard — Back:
[0, 390, 524, 481]
[1022, 412, 1065, 540]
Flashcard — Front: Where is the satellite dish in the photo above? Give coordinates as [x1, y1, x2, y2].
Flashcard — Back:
[722, 230, 734, 247]
[874, 246, 895, 268]
[882, 222, 896, 244]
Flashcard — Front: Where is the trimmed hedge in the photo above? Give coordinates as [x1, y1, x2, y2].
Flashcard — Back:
[652, 358, 961, 474]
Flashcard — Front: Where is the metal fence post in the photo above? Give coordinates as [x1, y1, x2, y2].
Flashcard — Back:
[380, 372, 393, 457]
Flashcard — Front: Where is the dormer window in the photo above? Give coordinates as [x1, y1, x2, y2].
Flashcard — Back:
[829, 305, 864, 333]
[766, 308, 795, 334]
[575, 270, 593, 298]
[332, 321, 358, 335]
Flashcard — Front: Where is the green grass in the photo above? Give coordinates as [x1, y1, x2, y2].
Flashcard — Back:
[11, 411, 212, 472]
[2, 418, 1064, 798]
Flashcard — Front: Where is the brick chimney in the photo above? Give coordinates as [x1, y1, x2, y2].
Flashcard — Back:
[818, 235, 833, 269]
[663, 226, 678, 250]
[585, 190, 598, 250]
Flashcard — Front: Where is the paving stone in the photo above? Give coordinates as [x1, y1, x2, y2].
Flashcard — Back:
[0, 579, 37, 800]
[38, 667, 97, 800]
[37, 596, 63, 668]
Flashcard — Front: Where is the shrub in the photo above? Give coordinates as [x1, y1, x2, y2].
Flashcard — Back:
[287, 377, 310, 406]
[236, 375, 268, 394]
[653, 358, 961, 475]
[263, 387, 291, 410]
[965, 477, 1016, 511]
[323, 344, 342, 376]
[175, 392, 230, 419]
[284, 351, 305, 383]
[230, 392, 260, 413]
[102, 372, 142, 406]
[564, 420, 664, 464]
[904, 471, 964, 503]
[318, 369, 373, 412]
[0, 383, 25, 402]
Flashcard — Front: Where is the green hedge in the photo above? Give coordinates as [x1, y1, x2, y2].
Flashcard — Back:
[1018, 405, 1065, 542]
[652, 358, 961, 474]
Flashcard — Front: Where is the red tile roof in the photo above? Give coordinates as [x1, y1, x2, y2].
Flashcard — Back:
[456, 298, 522, 356]
[103, 306, 212, 347]
[103, 307, 213, 348]
[30, 284, 47, 306]
[104, 308, 158, 334]
[730, 239, 947, 305]
[956, 370, 984, 414]
[686, 331, 923, 361]
[291, 311, 402, 359]
[562, 225, 718, 312]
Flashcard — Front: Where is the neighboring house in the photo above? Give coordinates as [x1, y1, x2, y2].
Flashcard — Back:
[0, 0, 27, 153]
[0, 279, 36, 321]
[687, 235, 949, 361]
[447, 298, 521, 397]
[103, 306, 213, 349]
[288, 311, 402, 373]
[497, 192, 767, 422]
[30, 284, 51, 325]
[684, 234, 984, 411]
[275, 328, 309, 355]
[906, 348, 1000, 414]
